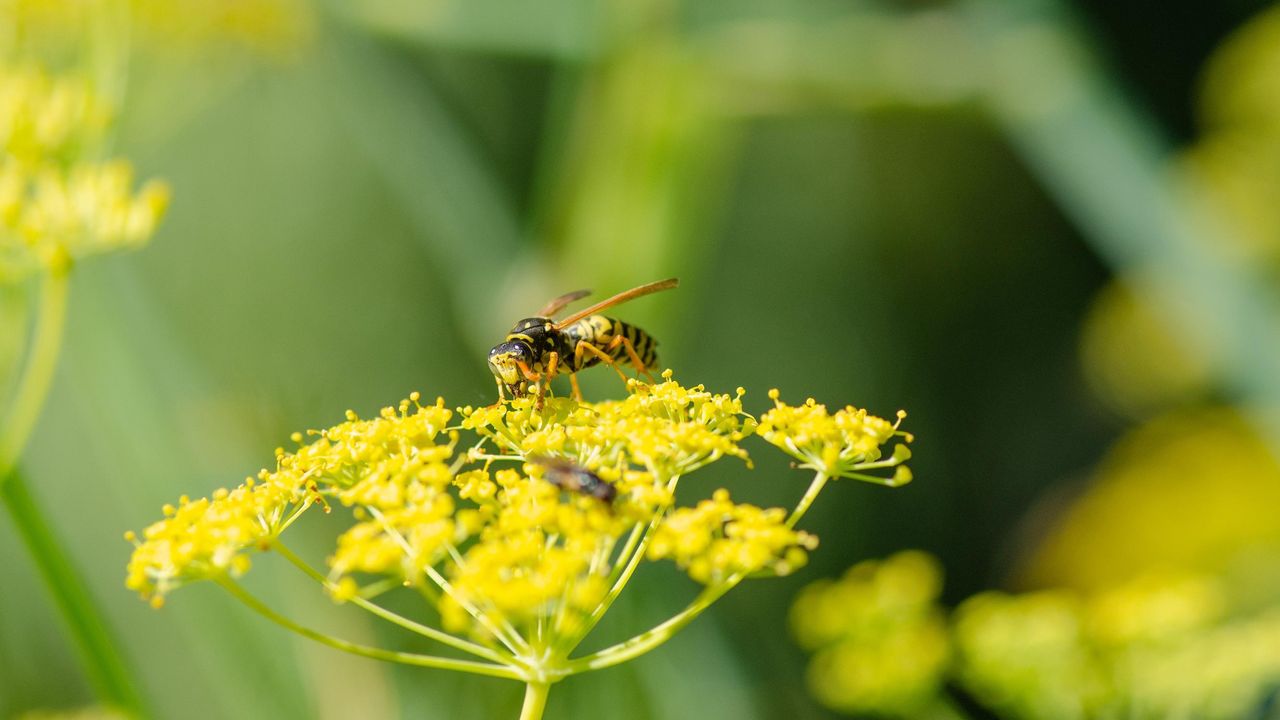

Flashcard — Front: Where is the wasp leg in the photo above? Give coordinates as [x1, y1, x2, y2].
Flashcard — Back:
[516, 360, 541, 382]
[605, 334, 654, 382]
[487, 377, 507, 408]
[575, 340, 629, 384]
[569, 373, 583, 402]
[536, 352, 561, 408]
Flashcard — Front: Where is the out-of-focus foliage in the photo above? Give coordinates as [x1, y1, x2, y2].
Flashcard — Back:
[797, 554, 1280, 720]
[1082, 2, 1280, 419]
[1028, 409, 1280, 594]
[790, 552, 948, 717]
[1078, 282, 1213, 417]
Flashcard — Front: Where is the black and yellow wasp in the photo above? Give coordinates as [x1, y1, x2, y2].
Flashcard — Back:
[487, 278, 678, 402]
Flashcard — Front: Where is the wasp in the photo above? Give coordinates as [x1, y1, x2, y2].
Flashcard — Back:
[487, 278, 678, 402]
[529, 457, 617, 504]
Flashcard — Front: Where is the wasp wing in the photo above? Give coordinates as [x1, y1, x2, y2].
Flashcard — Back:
[537, 289, 593, 318]
[553, 278, 679, 329]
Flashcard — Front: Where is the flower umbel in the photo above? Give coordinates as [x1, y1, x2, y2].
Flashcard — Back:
[0, 66, 169, 282]
[126, 375, 912, 717]
[759, 389, 913, 486]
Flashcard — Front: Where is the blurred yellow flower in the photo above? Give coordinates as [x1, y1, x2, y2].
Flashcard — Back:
[796, 552, 1280, 719]
[0, 65, 110, 162]
[0, 65, 168, 281]
[1026, 408, 1280, 593]
[1078, 280, 1213, 417]
[953, 590, 1106, 719]
[791, 551, 949, 717]
[2, 0, 314, 57]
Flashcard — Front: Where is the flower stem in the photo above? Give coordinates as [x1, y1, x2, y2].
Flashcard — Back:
[518, 681, 551, 720]
[2, 467, 146, 716]
[0, 269, 69, 484]
[0, 270, 146, 714]
[214, 575, 523, 681]
[786, 471, 829, 528]
[562, 580, 734, 674]
[271, 540, 516, 666]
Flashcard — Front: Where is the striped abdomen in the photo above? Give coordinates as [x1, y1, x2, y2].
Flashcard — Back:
[564, 315, 658, 372]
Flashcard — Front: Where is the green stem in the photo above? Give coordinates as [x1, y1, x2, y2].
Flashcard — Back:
[561, 581, 733, 674]
[559, 516, 656, 654]
[2, 467, 146, 716]
[0, 270, 146, 714]
[0, 269, 69, 484]
[214, 576, 523, 681]
[786, 471, 828, 528]
[271, 540, 515, 666]
[518, 681, 551, 720]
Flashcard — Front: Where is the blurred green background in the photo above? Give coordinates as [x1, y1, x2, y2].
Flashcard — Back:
[6, 0, 1280, 718]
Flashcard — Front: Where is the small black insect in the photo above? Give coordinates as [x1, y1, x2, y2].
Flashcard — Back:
[529, 457, 617, 504]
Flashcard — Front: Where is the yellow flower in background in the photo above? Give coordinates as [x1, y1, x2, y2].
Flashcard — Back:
[1196, 3, 1280, 138]
[1081, 5, 1280, 419]
[16, 708, 129, 720]
[0, 65, 169, 281]
[1025, 408, 1280, 594]
[129, 0, 315, 55]
[126, 375, 911, 714]
[0, 65, 110, 162]
[0, 157, 170, 278]
[790, 551, 949, 717]
[1078, 280, 1213, 417]
[2, 0, 314, 57]
[953, 590, 1106, 720]
[796, 555, 1280, 719]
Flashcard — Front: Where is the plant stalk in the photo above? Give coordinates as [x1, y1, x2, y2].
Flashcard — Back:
[518, 681, 551, 720]
[0, 270, 69, 483]
[2, 468, 146, 716]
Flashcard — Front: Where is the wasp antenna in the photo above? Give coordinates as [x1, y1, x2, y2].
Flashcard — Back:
[553, 278, 679, 329]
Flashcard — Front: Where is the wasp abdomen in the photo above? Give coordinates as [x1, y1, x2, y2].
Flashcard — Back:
[565, 315, 658, 372]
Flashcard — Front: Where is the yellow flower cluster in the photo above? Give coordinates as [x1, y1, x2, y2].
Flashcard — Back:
[758, 390, 912, 485]
[124, 476, 316, 607]
[648, 489, 816, 584]
[462, 373, 754, 483]
[0, 66, 109, 161]
[953, 572, 1280, 720]
[1028, 409, 1280, 592]
[953, 590, 1107, 719]
[16, 708, 129, 720]
[791, 551, 949, 716]
[0, 65, 169, 281]
[796, 552, 1280, 720]
[128, 376, 911, 660]
[3, 0, 313, 56]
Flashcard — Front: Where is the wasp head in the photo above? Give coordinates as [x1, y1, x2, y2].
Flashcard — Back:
[487, 340, 533, 389]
